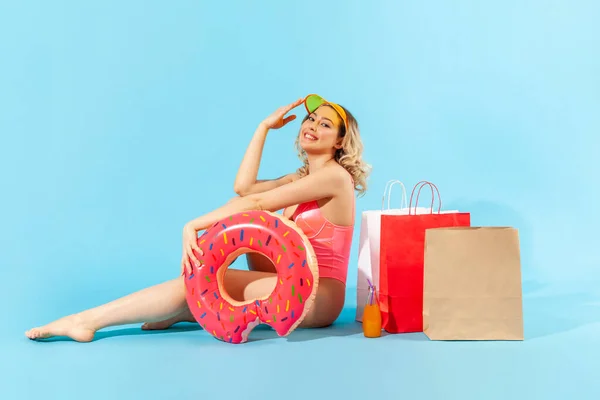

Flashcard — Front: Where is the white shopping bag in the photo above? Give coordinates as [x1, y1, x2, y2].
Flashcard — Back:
[355, 180, 459, 322]
[355, 180, 424, 322]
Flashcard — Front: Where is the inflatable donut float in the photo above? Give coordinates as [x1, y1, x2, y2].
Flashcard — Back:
[184, 210, 319, 344]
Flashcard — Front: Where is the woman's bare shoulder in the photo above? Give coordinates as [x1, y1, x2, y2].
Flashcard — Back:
[326, 164, 354, 192]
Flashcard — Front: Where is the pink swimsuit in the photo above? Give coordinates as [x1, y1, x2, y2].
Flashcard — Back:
[290, 199, 354, 285]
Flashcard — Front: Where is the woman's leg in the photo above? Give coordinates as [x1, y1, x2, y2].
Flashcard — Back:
[25, 277, 189, 342]
[140, 309, 196, 330]
[143, 271, 346, 330]
[26, 267, 343, 341]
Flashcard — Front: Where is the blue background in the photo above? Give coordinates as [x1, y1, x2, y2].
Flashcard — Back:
[1, 0, 599, 399]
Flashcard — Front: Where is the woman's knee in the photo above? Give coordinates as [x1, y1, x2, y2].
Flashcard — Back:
[222, 269, 276, 302]
[241, 274, 277, 301]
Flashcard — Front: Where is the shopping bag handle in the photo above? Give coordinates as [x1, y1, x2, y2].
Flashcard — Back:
[409, 180, 442, 214]
[381, 179, 407, 210]
[381, 180, 397, 209]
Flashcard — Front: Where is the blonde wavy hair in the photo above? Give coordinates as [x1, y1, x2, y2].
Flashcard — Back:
[294, 104, 371, 197]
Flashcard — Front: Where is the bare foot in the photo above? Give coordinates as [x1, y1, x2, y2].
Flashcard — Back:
[25, 314, 96, 342]
[141, 314, 196, 331]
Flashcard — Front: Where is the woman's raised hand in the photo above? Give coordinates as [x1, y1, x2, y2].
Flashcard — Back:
[260, 97, 304, 130]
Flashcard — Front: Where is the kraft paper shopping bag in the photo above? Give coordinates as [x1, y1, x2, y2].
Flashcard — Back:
[423, 227, 524, 340]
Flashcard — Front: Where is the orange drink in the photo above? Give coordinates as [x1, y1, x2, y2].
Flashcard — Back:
[362, 284, 382, 338]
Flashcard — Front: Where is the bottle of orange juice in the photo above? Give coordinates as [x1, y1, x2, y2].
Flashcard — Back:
[362, 284, 382, 338]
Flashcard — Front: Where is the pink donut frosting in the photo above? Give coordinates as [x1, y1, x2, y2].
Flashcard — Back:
[184, 210, 319, 344]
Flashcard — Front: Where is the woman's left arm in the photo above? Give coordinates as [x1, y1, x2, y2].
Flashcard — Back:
[180, 167, 348, 274]
[186, 167, 348, 232]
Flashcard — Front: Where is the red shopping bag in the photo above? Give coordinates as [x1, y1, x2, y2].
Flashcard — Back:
[379, 182, 471, 333]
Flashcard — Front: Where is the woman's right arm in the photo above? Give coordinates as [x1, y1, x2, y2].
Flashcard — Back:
[233, 97, 304, 196]
[233, 123, 292, 195]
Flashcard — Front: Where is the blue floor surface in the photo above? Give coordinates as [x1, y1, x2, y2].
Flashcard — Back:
[4, 282, 599, 400]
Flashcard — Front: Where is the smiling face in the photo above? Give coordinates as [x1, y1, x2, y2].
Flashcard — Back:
[294, 101, 370, 196]
[298, 105, 344, 155]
